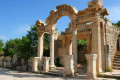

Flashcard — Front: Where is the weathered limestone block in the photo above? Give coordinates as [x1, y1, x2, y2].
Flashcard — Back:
[63, 54, 74, 76]
[16, 66, 21, 70]
[105, 45, 112, 70]
[28, 59, 32, 71]
[6, 61, 12, 67]
[119, 37, 120, 50]
[22, 66, 27, 71]
[0, 60, 3, 66]
[3, 61, 7, 67]
[85, 54, 97, 79]
[21, 59, 24, 66]
[12, 54, 18, 65]
[43, 57, 50, 72]
[31, 57, 39, 72]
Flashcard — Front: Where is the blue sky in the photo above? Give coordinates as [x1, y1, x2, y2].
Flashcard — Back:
[0, 0, 120, 42]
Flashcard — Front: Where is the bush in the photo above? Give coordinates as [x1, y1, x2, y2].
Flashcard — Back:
[77, 40, 87, 49]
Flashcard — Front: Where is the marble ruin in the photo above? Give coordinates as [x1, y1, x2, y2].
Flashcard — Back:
[32, 0, 120, 79]
[0, 0, 120, 79]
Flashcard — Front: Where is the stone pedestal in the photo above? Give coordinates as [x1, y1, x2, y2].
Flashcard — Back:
[43, 57, 50, 72]
[31, 57, 39, 72]
[85, 54, 97, 79]
[63, 54, 74, 76]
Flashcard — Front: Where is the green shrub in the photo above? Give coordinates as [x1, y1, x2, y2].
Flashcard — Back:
[105, 67, 113, 72]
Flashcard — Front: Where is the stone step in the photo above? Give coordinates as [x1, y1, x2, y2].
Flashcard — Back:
[116, 53, 120, 56]
[113, 61, 120, 63]
[113, 63, 120, 66]
[99, 73, 120, 79]
[112, 66, 120, 70]
[115, 56, 120, 58]
[116, 54, 120, 56]
[113, 58, 120, 61]
[115, 55, 120, 57]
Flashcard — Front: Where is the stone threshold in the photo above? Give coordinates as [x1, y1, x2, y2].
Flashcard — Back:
[99, 70, 120, 79]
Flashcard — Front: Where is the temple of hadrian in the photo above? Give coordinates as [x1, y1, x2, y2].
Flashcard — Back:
[25, 0, 120, 79]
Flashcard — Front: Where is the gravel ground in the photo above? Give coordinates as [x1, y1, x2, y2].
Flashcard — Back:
[0, 67, 116, 80]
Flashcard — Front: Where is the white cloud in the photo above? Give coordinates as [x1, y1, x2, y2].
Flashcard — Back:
[107, 6, 120, 22]
[0, 35, 7, 40]
[14, 24, 30, 35]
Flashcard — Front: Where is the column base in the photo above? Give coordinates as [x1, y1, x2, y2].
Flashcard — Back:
[49, 65, 56, 70]
[97, 68, 103, 73]
[86, 73, 96, 79]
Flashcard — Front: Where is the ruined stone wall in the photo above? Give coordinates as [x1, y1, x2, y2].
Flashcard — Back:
[105, 19, 120, 60]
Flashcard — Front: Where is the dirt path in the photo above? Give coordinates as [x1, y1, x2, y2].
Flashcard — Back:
[0, 67, 116, 80]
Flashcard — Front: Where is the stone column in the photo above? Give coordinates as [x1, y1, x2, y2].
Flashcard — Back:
[31, 57, 39, 72]
[87, 38, 91, 54]
[50, 30, 55, 68]
[92, 21, 103, 73]
[66, 41, 72, 55]
[43, 57, 50, 72]
[105, 44, 112, 70]
[38, 32, 44, 69]
[86, 54, 97, 79]
[72, 28, 77, 72]
[69, 42, 72, 55]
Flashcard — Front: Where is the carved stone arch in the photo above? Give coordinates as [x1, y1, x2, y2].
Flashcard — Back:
[45, 4, 78, 30]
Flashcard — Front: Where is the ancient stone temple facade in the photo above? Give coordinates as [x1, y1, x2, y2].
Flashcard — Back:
[33, 0, 120, 79]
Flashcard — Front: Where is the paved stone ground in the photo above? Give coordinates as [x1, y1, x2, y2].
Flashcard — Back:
[0, 67, 116, 80]
[100, 70, 120, 78]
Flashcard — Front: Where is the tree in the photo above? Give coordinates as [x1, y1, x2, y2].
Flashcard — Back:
[115, 21, 120, 27]
[3, 25, 51, 61]
[17, 36, 32, 61]
[18, 25, 51, 61]
[0, 40, 4, 52]
[113, 21, 120, 28]
[3, 38, 21, 57]
[77, 40, 87, 49]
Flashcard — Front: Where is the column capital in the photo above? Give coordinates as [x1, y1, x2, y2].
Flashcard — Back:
[38, 31, 44, 37]
[36, 20, 45, 28]
[85, 54, 97, 61]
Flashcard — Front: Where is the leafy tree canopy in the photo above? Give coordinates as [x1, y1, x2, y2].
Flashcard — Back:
[113, 21, 120, 28]
[0, 40, 4, 52]
[3, 38, 21, 57]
